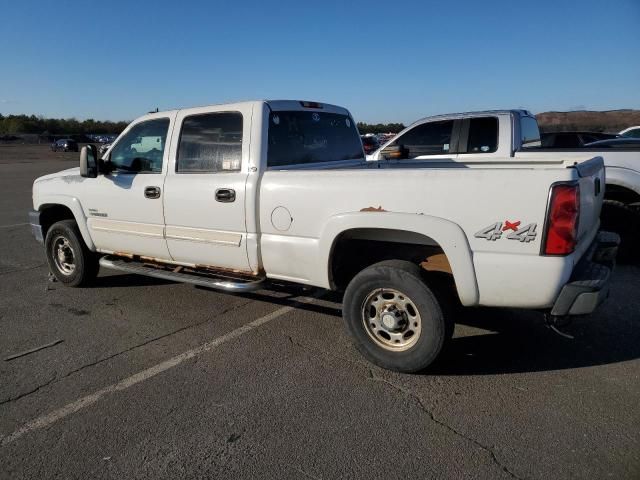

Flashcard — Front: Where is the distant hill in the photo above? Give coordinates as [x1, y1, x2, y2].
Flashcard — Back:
[536, 109, 640, 134]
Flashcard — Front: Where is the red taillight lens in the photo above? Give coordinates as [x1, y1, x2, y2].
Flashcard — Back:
[544, 184, 580, 255]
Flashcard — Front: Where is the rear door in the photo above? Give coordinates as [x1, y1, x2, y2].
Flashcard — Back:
[163, 105, 252, 271]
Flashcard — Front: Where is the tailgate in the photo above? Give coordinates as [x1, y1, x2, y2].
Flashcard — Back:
[573, 156, 605, 244]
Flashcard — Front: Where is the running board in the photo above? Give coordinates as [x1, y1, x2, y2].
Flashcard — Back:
[99, 255, 266, 292]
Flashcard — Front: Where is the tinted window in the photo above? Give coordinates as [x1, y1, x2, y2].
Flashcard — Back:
[267, 111, 363, 167]
[623, 128, 640, 139]
[362, 136, 379, 146]
[466, 117, 498, 153]
[393, 120, 454, 158]
[520, 116, 541, 148]
[109, 118, 169, 173]
[177, 112, 243, 173]
[580, 134, 599, 145]
[555, 133, 581, 148]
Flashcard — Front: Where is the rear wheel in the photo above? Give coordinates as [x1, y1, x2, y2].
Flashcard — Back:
[343, 260, 451, 373]
[45, 219, 99, 287]
[600, 199, 640, 263]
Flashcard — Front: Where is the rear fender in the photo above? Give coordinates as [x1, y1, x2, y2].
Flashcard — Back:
[320, 212, 479, 306]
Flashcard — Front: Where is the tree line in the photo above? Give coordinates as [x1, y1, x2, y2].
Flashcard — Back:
[0, 114, 129, 135]
[357, 122, 405, 134]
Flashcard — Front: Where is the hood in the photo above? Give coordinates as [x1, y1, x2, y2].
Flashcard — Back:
[34, 167, 82, 184]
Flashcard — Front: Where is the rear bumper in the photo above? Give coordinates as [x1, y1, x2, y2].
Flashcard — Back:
[551, 231, 620, 316]
[28, 209, 44, 244]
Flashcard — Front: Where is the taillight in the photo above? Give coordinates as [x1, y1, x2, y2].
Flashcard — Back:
[543, 183, 580, 255]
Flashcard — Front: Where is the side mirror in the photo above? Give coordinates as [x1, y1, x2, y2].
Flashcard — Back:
[380, 144, 409, 160]
[80, 145, 98, 178]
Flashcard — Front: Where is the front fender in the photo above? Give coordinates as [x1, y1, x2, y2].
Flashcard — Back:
[319, 212, 479, 306]
[35, 195, 95, 251]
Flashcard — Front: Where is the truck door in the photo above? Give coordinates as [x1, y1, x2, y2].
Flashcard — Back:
[85, 114, 175, 260]
[163, 105, 252, 272]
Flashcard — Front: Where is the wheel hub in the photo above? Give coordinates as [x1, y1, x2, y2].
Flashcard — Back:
[380, 305, 406, 331]
[361, 288, 422, 351]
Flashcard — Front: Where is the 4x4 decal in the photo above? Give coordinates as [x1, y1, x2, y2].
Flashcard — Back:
[475, 221, 537, 242]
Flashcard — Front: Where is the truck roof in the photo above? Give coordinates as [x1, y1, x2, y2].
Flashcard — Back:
[409, 109, 534, 125]
[132, 100, 350, 124]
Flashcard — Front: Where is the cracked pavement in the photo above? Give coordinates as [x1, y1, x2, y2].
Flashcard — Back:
[1, 145, 639, 479]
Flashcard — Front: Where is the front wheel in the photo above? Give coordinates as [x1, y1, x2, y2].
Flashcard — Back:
[45, 219, 99, 287]
[343, 260, 451, 373]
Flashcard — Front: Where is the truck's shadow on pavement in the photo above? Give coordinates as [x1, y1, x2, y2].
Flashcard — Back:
[92, 271, 640, 376]
[428, 303, 640, 376]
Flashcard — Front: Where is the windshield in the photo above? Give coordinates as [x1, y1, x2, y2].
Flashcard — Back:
[267, 111, 364, 167]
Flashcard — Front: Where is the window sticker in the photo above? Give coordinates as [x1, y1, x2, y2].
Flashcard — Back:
[443, 143, 449, 151]
[346, 118, 351, 127]
[272, 114, 280, 125]
[312, 113, 320, 122]
[481, 145, 490, 152]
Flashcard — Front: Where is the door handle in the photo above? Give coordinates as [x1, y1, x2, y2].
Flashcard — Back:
[144, 186, 161, 199]
[215, 188, 236, 203]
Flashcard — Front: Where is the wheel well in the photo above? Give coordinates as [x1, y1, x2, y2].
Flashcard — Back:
[329, 228, 454, 291]
[39, 204, 75, 238]
[605, 184, 640, 205]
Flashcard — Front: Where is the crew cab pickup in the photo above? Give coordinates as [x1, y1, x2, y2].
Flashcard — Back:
[369, 109, 639, 258]
[29, 101, 618, 372]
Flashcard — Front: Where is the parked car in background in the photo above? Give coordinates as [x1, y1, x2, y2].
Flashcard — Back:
[50, 139, 78, 152]
[584, 138, 640, 148]
[377, 133, 396, 145]
[619, 126, 640, 138]
[541, 131, 618, 148]
[98, 143, 112, 156]
[360, 134, 380, 155]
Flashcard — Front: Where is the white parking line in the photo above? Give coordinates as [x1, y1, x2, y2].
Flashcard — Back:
[0, 223, 28, 229]
[1, 296, 318, 446]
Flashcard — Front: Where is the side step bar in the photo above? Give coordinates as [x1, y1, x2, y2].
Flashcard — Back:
[99, 255, 267, 292]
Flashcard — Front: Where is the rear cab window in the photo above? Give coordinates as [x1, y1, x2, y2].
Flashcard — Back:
[267, 111, 363, 168]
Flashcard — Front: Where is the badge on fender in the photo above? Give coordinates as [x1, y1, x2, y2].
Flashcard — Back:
[475, 221, 537, 242]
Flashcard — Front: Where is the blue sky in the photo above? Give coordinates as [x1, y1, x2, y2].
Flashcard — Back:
[1, 0, 638, 124]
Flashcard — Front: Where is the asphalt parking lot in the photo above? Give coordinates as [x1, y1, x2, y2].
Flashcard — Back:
[1, 145, 639, 479]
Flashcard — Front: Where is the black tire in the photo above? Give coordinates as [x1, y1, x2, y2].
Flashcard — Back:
[45, 219, 99, 287]
[600, 199, 640, 263]
[343, 260, 451, 373]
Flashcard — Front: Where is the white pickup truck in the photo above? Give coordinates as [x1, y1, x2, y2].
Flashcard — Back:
[29, 101, 618, 372]
[369, 109, 639, 259]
